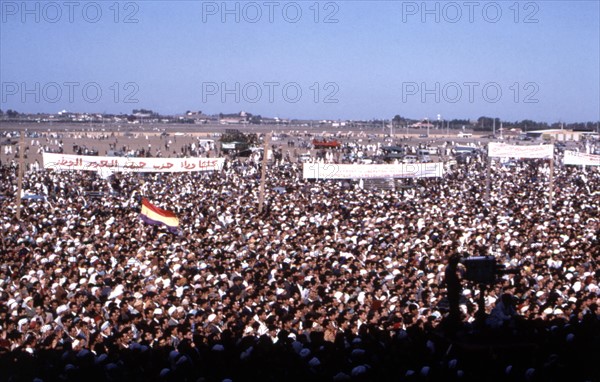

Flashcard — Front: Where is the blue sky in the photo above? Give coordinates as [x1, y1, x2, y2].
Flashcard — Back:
[1, 0, 599, 122]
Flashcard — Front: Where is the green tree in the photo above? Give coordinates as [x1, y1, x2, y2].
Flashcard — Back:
[393, 115, 408, 127]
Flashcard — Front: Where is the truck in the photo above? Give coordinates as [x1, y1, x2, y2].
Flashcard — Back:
[312, 139, 341, 149]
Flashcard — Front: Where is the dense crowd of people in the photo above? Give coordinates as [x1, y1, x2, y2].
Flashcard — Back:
[0, 140, 598, 381]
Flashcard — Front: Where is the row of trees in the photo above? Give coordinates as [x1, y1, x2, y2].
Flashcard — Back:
[392, 114, 599, 132]
[1, 109, 597, 132]
[0, 109, 20, 118]
[475, 117, 599, 132]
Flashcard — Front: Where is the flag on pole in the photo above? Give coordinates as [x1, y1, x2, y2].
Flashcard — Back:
[140, 198, 179, 232]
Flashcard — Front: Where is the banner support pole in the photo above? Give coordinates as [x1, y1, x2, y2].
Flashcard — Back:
[16, 134, 25, 220]
[258, 133, 271, 213]
[485, 154, 491, 202]
[548, 157, 554, 210]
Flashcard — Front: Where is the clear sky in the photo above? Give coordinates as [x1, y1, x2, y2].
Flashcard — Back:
[1, 0, 599, 122]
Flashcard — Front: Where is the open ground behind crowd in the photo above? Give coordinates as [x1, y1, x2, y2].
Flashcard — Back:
[0, 132, 598, 382]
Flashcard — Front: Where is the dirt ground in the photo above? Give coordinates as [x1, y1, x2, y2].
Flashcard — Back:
[0, 122, 461, 167]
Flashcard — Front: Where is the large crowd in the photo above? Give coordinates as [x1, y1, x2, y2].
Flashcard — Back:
[0, 140, 598, 382]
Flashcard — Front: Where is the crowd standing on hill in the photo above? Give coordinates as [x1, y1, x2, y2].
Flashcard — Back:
[0, 144, 598, 382]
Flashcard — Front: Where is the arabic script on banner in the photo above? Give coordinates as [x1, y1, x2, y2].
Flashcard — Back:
[303, 163, 444, 179]
[488, 143, 554, 159]
[563, 151, 600, 166]
[43, 153, 225, 172]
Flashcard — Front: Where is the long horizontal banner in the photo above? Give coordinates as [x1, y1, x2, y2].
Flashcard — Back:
[563, 150, 600, 166]
[43, 153, 225, 172]
[303, 162, 444, 179]
[488, 143, 554, 159]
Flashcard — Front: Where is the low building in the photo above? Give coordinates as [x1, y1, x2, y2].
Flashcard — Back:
[525, 129, 584, 142]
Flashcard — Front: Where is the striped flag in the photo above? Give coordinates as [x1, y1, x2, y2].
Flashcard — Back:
[140, 198, 179, 232]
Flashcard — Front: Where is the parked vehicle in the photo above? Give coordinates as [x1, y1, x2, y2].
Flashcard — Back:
[454, 146, 478, 154]
[312, 139, 340, 149]
[418, 148, 437, 156]
[298, 153, 312, 163]
[382, 146, 406, 154]
[403, 155, 418, 163]
[383, 153, 404, 161]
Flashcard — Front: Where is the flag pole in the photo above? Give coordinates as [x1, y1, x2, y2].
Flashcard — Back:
[258, 132, 271, 213]
[16, 133, 25, 219]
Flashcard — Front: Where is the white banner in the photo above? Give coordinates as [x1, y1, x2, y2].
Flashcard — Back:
[303, 163, 444, 179]
[488, 143, 554, 159]
[43, 153, 225, 172]
[563, 150, 600, 166]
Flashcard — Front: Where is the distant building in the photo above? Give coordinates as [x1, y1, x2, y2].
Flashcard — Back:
[526, 129, 583, 142]
[219, 117, 245, 125]
[219, 111, 249, 125]
[182, 112, 213, 124]
[410, 120, 435, 129]
[262, 117, 289, 125]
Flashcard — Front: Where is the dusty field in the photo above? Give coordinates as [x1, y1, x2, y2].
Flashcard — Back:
[0, 122, 467, 167]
